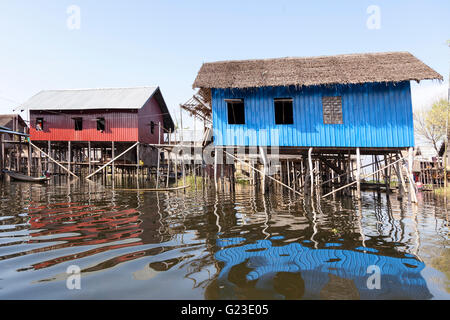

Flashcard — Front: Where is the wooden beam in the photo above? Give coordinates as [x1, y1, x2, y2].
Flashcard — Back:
[323, 156, 405, 198]
[29, 141, 78, 178]
[224, 150, 303, 196]
[319, 155, 344, 175]
[86, 142, 138, 180]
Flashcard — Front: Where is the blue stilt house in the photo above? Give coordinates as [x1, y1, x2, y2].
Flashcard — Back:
[194, 52, 442, 151]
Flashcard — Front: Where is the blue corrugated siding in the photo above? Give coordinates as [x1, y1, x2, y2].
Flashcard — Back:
[212, 81, 414, 148]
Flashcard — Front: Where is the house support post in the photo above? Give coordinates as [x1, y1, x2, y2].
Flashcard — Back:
[136, 142, 140, 179]
[88, 141, 91, 175]
[308, 148, 314, 196]
[356, 147, 361, 200]
[408, 147, 418, 203]
[214, 147, 218, 190]
[47, 141, 51, 172]
[259, 146, 269, 195]
[112, 141, 115, 182]
[28, 141, 32, 176]
[67, 141, 71, 177]
[86, 142, 138, 180]
[0, 134, 4, 170]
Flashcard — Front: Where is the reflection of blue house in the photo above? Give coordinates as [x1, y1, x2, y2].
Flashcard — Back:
[193, 52, 442, 148]
[214, 237, 432, 299]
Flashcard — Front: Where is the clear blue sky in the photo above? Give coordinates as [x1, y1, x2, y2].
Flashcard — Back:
[0, 0, 449, 126]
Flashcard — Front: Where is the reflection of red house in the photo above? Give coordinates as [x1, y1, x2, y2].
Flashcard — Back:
[20, 87, 174, 168]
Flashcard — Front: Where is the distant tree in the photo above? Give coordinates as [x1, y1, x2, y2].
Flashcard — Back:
[414, 98, 450, 156]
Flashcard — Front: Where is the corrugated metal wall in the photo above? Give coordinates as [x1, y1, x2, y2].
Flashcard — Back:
[212, 81, 414, 148]
[30, 110, 139, 142]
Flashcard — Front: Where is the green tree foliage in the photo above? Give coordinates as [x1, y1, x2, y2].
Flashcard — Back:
[414, 98, 450, 155]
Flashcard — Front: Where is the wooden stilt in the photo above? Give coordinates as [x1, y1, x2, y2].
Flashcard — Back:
[395, 154, 406, 199]
[287, 160, 291, 190]
[308, 148, 314, 196]
[68, 141, 71, 176]
[156, 122, 161, 188]
[136, 142, 140, 179]
[259, 147, 268, 194]
[27, 141, 32, 176]
[1, 134, 4, 170]
[323, 156, 406, 198]
[47, 141, 51, 172]
[214, 147, 218, 190]
[384, 154, 390, 195]
[88, 141, 91, 174]
[112, 141, 115, 182]
[408, 147, 417, 203]
[29, 141, 78, 178]
[356, 147, 361, 200]
[86, 142, 138, 180]
[38, 149, 42, 176]
[166, 152, 170, 188]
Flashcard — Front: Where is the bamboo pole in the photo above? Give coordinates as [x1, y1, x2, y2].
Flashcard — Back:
[1, 134, 4, 170]
[86, 142, 138, 179]
[323, 156, 406, 198]
[47, 140, 51, 172]
[27, 141, 32, 176]
[112, 141, 115, 182]
[356, 148, 361, 200]
[214, 147, 218, 190]
[29, 141, 78, 178]
[308, 148, 314, 196]
[88, 141, 91, 174]
[407, 147, 418, 203]
[224, 150, 303, 196]
[156, 122, 161, 188]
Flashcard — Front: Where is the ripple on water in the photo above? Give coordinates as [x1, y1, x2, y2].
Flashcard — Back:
[0, 181, 448, 299]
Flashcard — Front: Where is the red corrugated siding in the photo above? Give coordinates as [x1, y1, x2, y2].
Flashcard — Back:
[138, 97, 165, 144]
[30, 110, 139, 142]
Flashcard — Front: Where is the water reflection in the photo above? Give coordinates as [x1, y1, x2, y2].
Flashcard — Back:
[0, 180, 448, 299]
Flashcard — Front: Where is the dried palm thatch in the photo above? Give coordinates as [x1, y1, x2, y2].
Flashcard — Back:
[193, 52, 442, 89]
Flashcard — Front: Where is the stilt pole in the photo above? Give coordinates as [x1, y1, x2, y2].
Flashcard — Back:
[356, 147, 361, 200]
[214, 147, 218, 190]
[29, 141, 78, 178]
[27, 141, 32, 176]
[112, 141, 115, 182]
[88, 141, 91, 174]
[47, 140, 51, 172]
[308, 148, 314, 196]
[68, 141, 71, 176]
[408, 147, 418, 203]
[86, 142, 138, 180]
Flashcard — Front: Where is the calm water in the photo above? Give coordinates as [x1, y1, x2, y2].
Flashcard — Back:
[0, 179, 449, 300]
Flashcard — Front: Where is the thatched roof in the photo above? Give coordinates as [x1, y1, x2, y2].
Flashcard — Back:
[193, 52, 442, 89]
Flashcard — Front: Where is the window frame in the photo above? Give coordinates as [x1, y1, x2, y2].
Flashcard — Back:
[274, 98, 294, 125]
[73, 117, 83, 131]
[225, 98, 246, 125]
[36, 118, 44, 131]
[96, 117, 105, 132]
[150, 121, 155, 134]
[322, 96, 343, 125]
